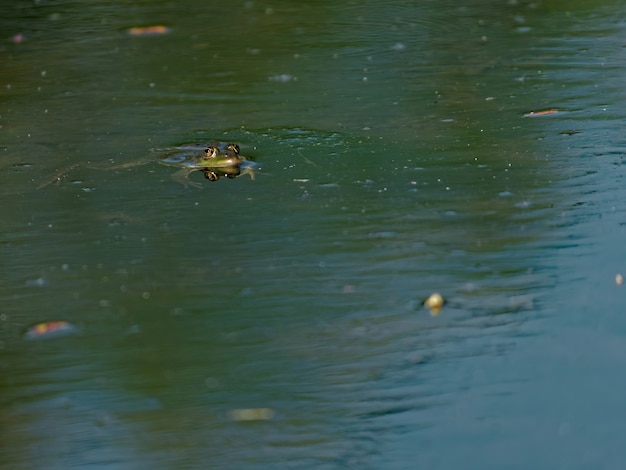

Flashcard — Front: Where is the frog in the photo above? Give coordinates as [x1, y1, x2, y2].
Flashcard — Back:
[159, 141, 256, 188]
[39, 141, 256, 189]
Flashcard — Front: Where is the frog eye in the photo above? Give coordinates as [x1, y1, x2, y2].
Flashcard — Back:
[227, 144, 240, 154]
[204, 147, 217, 158]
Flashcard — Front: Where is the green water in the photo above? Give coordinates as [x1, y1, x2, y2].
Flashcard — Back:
[2, 1, 626, 468]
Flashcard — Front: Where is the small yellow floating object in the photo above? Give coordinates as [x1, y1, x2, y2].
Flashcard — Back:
[616, 274, 623, 286]
[230, 408, 274, 422]
[424, 293, 445, 316]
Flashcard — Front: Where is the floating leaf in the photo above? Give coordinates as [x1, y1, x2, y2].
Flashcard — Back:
[523, 109, 559, 117]
[24, 321, 77, 340]
[230, 408, 274, 421]
[128, 26, 171, 36]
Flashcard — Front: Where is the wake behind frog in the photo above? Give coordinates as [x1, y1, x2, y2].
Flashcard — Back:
[40, 141, 257, 189]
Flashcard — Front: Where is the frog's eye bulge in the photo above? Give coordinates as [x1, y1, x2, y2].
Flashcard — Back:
[204, 147, 217, 158]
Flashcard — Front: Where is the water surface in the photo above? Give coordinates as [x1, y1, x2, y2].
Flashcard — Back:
[2, 1, 626, 469]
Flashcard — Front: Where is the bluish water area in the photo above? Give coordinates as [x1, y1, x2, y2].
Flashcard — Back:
[2, 1, 626, 469]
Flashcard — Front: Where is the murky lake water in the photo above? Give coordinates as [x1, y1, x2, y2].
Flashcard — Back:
[2, 1, 626, 468]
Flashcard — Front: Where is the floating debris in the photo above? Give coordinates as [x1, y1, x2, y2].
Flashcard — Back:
[12, 163, 33, 170]
[24, 321, 78, 340]
[423, 293, 446, 316]
[268, 74, 295, 82]
[128, 25, 171, 36]
[523, 109, 559, 117]
[230, 408, 274, 422]
[616, 273, 623, 286]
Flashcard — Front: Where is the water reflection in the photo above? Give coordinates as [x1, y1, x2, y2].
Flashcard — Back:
[2, 0, 626, 468]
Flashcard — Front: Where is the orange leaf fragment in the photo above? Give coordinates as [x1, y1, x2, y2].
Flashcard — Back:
[128, 25, 170, 36]
[523, 109, 559, 117]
